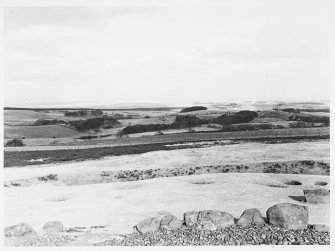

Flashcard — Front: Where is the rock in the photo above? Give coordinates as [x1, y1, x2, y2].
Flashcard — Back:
[266, 203, 308, 229]
[5, 222, 37, 238]
[42, 221, 64, 235]
[184, 211, 199, 227]
[311, 224, 330, 232]
[160, 214, 183, 231]
[197, 210, 235, 230]
[4, 223, 39, 246]
[303, 189, 330, 203]
[236, 208, 266, 226]
[135, 217, 160, 234]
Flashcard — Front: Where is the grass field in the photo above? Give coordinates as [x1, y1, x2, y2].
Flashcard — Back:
[3, 127, 330, 152]
[4, 134, 329, 167]
[4, 125, 79, 139]
[3, 107, 330, 151]
[4, 110, 82, 126]
[47, 127, 332, 147]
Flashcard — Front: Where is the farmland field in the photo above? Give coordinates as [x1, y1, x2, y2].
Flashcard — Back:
[3, 127, 330, 151]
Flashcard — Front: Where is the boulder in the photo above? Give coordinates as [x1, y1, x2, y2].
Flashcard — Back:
[311, 224, 330, 232]
[160, 214, 183, 231]
[303, 189, 330, 203]
[236, 208, 265, 226]
[266, 203, 308, 229]
[197, 210, 235, 230]
[135, 217, 160, 234]
[5, 223, 39, 246]
[42, 221, 64, 235]
[5, 223, 37, 238]
[184, 211, 199, 227]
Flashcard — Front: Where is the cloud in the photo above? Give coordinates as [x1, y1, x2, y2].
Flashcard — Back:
[4, 4, 331, 107]
[4, 7, 154, 31]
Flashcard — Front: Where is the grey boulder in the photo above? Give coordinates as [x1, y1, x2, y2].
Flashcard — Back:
[266, 203, 308, 229]
[5, 223, 39, 246]
[197, 210, 235, 230]
[236, 208, 266, 226]
[160, 214, 183, 231]
[303, 189, 330, 203]
[184, 211, 199, 227]
[135, 217, 160, 234]
[42, 221, 64, 235]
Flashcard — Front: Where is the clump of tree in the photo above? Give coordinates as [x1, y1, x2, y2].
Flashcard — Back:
[280, 108, 329, 113]
[5, 138, 25, 147]
[298, 108, 330, 113]
[64, 110, 89, 117]
[216, 110, 258, 125]
[109, 113, 133, 120]
[90, 109, 104, 116]
[180, 106, 207, 113]
[69, 117, 120, 131]
[288, 115, 329, 126]
[33, 119, 66, 126]
[174, 115, 205, 128]
[122, 115, 207, 134]
[120, 111, 260, 135]
[281, 108, 298, 113]
[122, 123, 172, 134]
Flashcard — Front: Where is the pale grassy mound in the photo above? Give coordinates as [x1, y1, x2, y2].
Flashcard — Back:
[4, 173, 329, 235]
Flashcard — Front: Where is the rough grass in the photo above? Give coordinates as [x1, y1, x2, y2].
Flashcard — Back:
[4, 135, 330, 168]
[5, 160, 330, 188]
[4, 143, 171, 167]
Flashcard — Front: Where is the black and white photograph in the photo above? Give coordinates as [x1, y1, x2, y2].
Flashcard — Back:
[1, 0, 333, 248]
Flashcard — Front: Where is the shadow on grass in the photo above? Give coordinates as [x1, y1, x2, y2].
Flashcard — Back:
[288, 195, 306, 203]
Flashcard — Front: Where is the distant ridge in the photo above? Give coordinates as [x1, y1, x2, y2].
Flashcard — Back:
[4, 106, 182, 111]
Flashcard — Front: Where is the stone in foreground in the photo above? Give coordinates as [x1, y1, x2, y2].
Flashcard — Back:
[311, 224, 330, 232]
[236, 208, 266, 226]
[42, 221, 64, 235]
[5, 223, 39, 246]
[266, 203, 308, 229]
[135, 217, 160, 234]
[160, 214, 183, 231]
[184, 211, 199, 227]
[197, 210, 235, 230]
[303, 189, 330, 204]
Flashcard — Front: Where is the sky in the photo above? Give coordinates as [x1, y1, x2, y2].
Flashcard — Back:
[3, 1, 331, 107]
